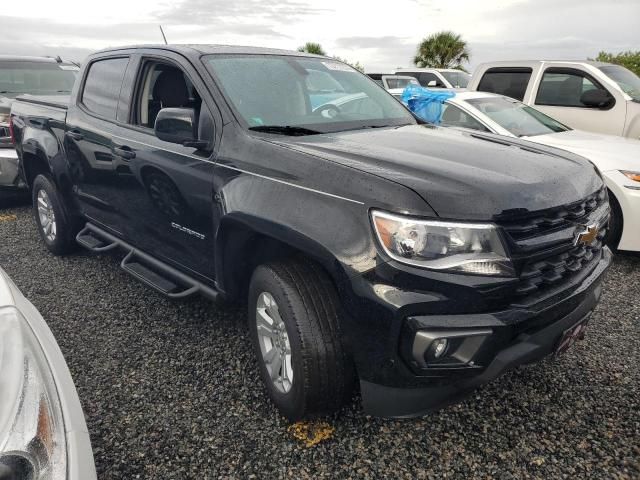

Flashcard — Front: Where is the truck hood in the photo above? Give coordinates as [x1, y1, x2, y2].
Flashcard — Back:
[524, 129, 640, 174]
[273, 124, 602, 220]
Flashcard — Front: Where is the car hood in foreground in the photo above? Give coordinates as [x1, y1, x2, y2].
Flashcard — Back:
[524, 130, 640, 174]
[274, 124, 602, 220]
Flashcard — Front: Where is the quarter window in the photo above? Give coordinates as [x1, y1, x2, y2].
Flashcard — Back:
[81, 57, 129, 120]
[536, 68, 605, 107]
[440, 104, 489, 132]
[477, 68, 532, 101]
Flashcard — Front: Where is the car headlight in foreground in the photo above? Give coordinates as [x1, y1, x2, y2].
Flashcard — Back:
[621, 170, 640, 184]
[0, 268, 96, 480]
[371, 210, 514, 276]
[0, 307, 65, 479]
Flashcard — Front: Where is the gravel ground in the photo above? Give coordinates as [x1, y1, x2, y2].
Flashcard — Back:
[1, 203, 638, 479]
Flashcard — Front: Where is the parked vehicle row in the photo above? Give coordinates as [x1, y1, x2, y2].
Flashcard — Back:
[10, 45, 611, 421]
[0, 56, 78, 195]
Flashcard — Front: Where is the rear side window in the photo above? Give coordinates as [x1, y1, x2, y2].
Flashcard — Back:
[535, 68, 603, 107]
[402, 72, 445, 88]
[81, 57, 130, 119]
[477, 68, 532, 101]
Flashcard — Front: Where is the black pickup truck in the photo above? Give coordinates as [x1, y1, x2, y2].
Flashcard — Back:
[10, 45, 611, 419]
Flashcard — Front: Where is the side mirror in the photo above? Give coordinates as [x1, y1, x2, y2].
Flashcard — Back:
[427, 80, 437, 87]
[580, 89, 613, 109]
[154, 108, 196, 145]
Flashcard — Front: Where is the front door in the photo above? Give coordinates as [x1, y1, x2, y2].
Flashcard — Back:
[109, 54, 220, 281]
[532, 66, 626, 135]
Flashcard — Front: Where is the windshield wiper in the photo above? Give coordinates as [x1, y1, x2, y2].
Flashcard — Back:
[248, 125, 322, 136]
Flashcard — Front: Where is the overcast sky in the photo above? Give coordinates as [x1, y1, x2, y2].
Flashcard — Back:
[1, 0, 638, 72]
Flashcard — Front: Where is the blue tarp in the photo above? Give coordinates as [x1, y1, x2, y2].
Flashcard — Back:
[401, 84, 456, 124]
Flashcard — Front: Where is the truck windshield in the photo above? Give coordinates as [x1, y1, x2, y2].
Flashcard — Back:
[0, 61, 78, 97]
[441, 71, 471, 88]
[467, 96, 570, 137]
[599, 65, 640, 102]
[204, 54, 416, 134]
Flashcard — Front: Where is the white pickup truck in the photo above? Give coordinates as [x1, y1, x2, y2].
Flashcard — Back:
[468, 61, 640, 138]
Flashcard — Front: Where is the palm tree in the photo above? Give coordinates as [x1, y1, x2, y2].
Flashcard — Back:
[413, 31, 470, 70]
[297, 42, 327, 56]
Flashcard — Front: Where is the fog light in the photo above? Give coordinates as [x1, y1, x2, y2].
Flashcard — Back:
[432, 338, 448, 358]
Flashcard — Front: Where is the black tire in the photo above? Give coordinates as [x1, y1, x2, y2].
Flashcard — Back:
[248, 258, 355, 420]
[606, 191, 623, 250]
[32, 174, 79, 255]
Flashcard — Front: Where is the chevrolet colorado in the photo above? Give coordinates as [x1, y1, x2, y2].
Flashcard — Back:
[10, 45, 611, 420]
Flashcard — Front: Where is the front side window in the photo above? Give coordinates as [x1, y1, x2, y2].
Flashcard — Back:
[0, 61, 77, 97]
[535, 68, 605, 107]
[81, 57, 130, 120]
[440, 103, 489, 132]
[441, 71, 471, 88]
[599, 65, 640, 101]
[204, 55, 415, 134]
[467, 96, 570, 137]
[477, 68, 532, 101]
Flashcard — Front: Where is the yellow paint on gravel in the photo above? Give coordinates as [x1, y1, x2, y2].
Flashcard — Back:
[288, 421, 335, 447]
[0, 214, 17, 222]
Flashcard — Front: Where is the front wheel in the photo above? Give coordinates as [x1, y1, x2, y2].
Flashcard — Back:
[248, 258, 355, 420]
[32, 174, 79, 255]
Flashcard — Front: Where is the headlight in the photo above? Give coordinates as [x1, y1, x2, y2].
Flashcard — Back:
[621, 171, 640, 182]
[0, 307, 66, 480]
[371, 210, 514, 276]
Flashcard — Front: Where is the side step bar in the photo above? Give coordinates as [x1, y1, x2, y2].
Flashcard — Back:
[75, 224, 220, 301]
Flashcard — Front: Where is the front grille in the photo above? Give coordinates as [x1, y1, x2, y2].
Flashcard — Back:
[495, 187, 609, 306]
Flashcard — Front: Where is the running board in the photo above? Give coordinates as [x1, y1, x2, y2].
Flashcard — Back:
[75, 223, 220, 301]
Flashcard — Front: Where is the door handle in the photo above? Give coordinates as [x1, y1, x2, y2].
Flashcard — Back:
[113, 146, 136, 160]
[65, 131, 84, 141]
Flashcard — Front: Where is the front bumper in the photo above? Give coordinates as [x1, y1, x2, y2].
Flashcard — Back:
[0, 147, 24, 190]
[348, 247, 611, 418]
[603, 170, 640, 252]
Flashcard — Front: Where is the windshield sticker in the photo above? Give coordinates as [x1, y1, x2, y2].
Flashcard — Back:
[322, 61, 356, 72]
[59, 65, 79, 71]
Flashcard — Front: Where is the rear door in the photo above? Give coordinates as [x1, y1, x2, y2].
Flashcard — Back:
[531, 65, 626, 135]
[64, 56, 131, 234]
[108, 51, 221, 281]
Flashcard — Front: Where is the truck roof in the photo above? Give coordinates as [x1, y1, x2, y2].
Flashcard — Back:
[476, 60, 612, 68]
[93, 44, 326, 58]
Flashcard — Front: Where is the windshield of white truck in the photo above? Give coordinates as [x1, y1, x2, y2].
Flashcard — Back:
[0, 61, 78, 97]
[599, 65, 640, 102]
[204, 54, 416, 134]
[467, 96, 570, 137]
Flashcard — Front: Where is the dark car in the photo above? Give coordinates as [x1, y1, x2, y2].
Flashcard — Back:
[10, 45, 611, 420]
[0, 56, 78, 196]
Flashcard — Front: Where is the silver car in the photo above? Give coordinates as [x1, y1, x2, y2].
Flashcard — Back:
[0, 267, 96, 479]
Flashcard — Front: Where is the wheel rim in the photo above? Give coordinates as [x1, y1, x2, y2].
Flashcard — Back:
[256, 291, 293, 393]
[37, 189, 57, 242]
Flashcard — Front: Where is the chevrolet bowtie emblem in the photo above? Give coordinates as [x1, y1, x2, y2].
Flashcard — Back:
[575, 224, 599, 246]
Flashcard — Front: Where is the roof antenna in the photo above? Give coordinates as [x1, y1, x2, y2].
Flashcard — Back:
[159, 25, 168, 45]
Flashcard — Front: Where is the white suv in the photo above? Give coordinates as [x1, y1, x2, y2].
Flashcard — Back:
[468, 60, 640, 138]
[395, 68, 471, 89]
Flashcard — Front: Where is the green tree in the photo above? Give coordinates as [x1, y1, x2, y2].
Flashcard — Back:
[413, 31, 470, 70]
[297, 42, 326, 56]
[591, 51, 640, 76]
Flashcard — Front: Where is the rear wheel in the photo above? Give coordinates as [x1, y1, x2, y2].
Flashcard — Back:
[606, 191, 623, 250]
[32, 174, 79, 255]
[248, 258, 355, 420]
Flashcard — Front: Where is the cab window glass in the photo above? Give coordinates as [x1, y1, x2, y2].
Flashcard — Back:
[477, 68, 532, 101]
[81, 57, 129, 119]
[536, 69, 603, 107]
[440, 104, 489, 132]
